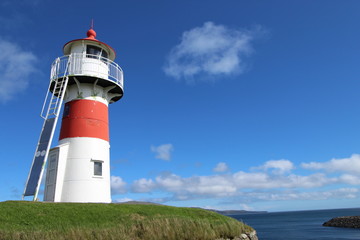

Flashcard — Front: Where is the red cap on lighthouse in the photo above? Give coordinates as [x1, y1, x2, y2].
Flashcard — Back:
[86, 28, 96, 39]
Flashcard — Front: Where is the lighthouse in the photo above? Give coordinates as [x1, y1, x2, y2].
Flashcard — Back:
[23, 26, 123, 203]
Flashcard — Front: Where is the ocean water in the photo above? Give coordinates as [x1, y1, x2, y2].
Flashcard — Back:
[231, 208, 360, 240]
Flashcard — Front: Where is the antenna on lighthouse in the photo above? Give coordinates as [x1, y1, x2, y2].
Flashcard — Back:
[23, 26, 124, 203]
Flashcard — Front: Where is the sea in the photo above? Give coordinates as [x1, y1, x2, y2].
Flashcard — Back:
[230, 208, 360, 240]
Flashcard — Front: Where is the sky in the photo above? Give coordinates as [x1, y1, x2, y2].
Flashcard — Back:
[1, 0, 360, 212]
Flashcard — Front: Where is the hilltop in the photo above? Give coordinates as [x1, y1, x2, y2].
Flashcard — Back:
[0, 201, 255, 240]
[119, 201, 266, 216]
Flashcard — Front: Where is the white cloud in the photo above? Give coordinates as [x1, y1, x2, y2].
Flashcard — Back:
[240, 188, 359, 201]
[128, 169, 358, 204]
[232, 172, 332, 189]
[254, 159, 295, 174]
[213, 162, 229, 172]
[164, 22, 263, 82]
[301, 154, 360, 174]
[124, 153, 360, 206]
[151, 144, 174, 161]
[130, 173, 237, 198]
[131, 178, 156, 193]
[129, 171, 336, 202]
[0, 38, 37, 102]
[111, 176, 127, 194]
[338, 174, 360, 185]
[183, 175, 237, 197]
[156, 173, 184, 190]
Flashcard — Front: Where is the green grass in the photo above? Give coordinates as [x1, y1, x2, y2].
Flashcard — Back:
[0, 201, 253, 240]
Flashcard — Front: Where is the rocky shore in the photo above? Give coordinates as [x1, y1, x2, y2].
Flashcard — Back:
[323, 216, 360, 228]
[216, 230, 258, 240]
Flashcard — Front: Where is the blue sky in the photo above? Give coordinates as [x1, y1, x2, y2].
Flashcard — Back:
[1, 0, 360, 212]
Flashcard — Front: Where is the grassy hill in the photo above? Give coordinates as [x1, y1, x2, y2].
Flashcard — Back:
[0, 201, 253, 240]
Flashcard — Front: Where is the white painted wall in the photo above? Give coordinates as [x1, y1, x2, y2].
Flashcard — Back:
[64, 84, 110, 105]
[55, 137, 111, 203]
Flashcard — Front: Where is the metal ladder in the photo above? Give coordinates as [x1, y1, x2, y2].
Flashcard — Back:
[23, 60, 70, 201]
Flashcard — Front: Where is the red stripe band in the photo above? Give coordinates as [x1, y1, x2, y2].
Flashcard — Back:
[59, 99, 109, 141]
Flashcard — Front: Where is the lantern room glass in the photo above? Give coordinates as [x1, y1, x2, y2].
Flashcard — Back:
[86, 45, 108, 60]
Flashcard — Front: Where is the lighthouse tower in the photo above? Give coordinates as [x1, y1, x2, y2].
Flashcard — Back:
[23, 26, 123, 202]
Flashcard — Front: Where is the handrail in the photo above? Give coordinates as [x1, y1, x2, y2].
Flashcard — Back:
[50, 53, 124, 89]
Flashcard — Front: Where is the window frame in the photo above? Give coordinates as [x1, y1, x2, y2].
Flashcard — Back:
[92, 160, 104, 177]
[86, 45, 108, 61]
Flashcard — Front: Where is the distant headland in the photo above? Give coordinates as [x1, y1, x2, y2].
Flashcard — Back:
[207, 209, 268, 215]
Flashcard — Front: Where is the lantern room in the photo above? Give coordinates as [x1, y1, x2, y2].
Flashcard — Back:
[49, 28, 123, 103]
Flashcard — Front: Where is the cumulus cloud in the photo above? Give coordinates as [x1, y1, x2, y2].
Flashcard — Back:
[151, 144, 174, 161]
[301, 154, 360, 174]
[129, 170, 338, 202]
[254, 159, 295, 174]
[338, 174, 360, 185]
[156, 173, 184, 190]
[163, 22, 263, 82]
[213, 162, 229, 172]
[132, 178, 156, 193]
[111, 176, 127, 194]
[0, 38, 37, 102]
[235, 188, 359, 202]
[233, 172, 332, 189]
[123, 154, 360, 206]
[155, 173, 237, 199]
[146, 187, 358, 206]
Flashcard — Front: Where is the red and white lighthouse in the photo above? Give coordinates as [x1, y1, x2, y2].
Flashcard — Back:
[23, 26, 123, 203]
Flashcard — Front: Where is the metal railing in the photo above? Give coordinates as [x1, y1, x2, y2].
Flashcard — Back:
[50, 53, 124, 89]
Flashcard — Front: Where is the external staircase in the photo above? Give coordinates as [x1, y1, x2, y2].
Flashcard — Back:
[23, 60, 70, 201]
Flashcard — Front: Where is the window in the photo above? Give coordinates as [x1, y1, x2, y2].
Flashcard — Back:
[86, 45, 108, 60]
[63, 104, 70, 117]
[93, 161, 103, 176]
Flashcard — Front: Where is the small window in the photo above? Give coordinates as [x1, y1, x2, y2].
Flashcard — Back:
[94, 161, 103, 176]
[63, 104, 70, 117]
